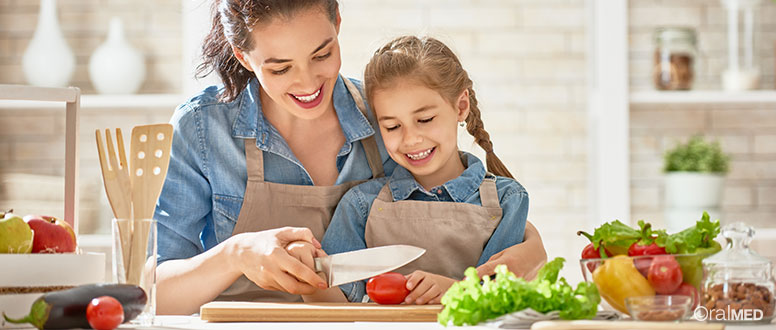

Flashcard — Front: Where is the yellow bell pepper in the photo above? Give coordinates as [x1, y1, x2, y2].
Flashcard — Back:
[592, 255, 655, 313]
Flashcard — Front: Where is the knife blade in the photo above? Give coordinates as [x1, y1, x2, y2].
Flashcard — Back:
[313, 245, 425, 287]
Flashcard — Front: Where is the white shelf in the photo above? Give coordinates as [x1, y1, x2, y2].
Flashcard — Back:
[0, 93, 184, 110]
[630, 90, 776, 104]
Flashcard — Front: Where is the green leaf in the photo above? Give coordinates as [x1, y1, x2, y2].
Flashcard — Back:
[659, 211, 722, 254]
[590, 220, 641, 251]
[437, 258, 600, 326]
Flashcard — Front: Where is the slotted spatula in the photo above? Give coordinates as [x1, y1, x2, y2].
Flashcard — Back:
[127, 123, 173, 285]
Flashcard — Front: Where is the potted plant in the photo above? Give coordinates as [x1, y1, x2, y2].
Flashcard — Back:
[663, 135, 730, 232]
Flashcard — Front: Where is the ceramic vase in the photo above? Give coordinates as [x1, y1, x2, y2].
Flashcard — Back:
[22, 0, 75, 87]
[664, 172, 725, 233]
[89, 17, 146, 94]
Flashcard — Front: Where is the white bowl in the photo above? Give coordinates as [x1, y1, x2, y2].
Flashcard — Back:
[0, 252, 105, 329]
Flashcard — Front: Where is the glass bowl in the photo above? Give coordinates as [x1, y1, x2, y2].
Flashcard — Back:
[625, 295, 693, 321]
[580, 253, 712, 315]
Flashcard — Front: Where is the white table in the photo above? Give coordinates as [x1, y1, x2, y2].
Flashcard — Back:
[121, 315, 776, 330]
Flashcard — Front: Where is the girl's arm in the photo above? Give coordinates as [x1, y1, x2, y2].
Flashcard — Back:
[318, 187, 375, 302]
[476, 183, 547, 279]
[476, 221, 547, 279]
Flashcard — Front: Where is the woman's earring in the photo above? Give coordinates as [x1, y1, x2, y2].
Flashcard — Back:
[459, 121, 465, 127]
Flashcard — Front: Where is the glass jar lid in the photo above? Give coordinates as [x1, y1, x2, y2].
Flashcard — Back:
[703, 222, 771, 269]
[654, 27, 697, 45]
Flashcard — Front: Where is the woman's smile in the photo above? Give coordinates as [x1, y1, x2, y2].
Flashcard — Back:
[289, 83, 324, 109]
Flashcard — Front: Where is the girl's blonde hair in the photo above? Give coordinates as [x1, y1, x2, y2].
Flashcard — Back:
[364, 36, 514, 179]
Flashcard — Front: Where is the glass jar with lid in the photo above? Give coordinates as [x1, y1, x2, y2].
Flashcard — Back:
[653, 27, 698, 90]
[701, 222, 775, 323]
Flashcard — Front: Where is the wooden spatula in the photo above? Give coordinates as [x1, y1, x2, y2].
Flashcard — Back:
[95, 128, 133, 276]
[127, 123, 173, 285]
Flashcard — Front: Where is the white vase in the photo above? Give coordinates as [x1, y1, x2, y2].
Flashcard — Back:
[22, 0, 75, 87]
[89, 17, 145, 94]
[664, 172, 725, 233]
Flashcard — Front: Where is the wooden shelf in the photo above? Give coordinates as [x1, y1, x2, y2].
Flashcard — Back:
[630, 90, 776, 104]
[0, 93, 184, 110]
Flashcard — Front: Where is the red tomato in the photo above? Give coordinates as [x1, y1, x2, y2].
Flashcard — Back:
[646, 255, 683, 294]
[672, 282, 700, 309]
[627, 241, 667, 256]
[86, 296, 124, 330]
[366, 272, 410, 305]
[581, 243, 611, 273]
[633, 256, 653, 279]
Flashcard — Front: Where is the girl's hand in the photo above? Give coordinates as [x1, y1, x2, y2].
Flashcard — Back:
[226, 226, 327, 295]
[403, 271, 456, 305]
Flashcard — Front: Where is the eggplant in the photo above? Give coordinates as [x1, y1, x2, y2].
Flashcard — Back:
[2, 283, 146, 330]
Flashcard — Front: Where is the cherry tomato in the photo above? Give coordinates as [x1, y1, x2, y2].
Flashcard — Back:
[581, 243, 610, 272]
[647, 255, 683, 294]
[672, 282, 700, 309]
[86, 296, 124, 330]
[366, 272, 410, 305]
[627, 241, 667, 256]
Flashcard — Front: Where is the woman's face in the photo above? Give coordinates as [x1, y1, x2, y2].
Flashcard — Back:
[371, 78, 470, 187]
[234, 7, 342, 121]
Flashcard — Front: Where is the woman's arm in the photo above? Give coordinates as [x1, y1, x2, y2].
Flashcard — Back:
[156, 227, 327, 315]
[476, 221, 547, 280]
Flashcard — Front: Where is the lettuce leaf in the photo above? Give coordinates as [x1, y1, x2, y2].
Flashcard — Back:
[658, 211, 721, 254]
[438, 258, 600, 326]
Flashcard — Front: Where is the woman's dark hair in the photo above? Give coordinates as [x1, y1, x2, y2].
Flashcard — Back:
[197, 0, 339, 102]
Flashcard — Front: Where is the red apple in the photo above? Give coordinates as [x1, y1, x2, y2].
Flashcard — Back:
[23, 215, 76, 253]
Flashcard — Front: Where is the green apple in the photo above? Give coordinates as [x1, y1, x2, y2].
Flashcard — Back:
[0, 212, 34, 253]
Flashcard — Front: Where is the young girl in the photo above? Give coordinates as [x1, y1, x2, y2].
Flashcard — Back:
[289, 35, 531, 305]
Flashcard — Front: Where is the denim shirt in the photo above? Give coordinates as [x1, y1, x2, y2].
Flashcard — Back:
[322, 152, 529, 302]
[154, 76, 396, 264]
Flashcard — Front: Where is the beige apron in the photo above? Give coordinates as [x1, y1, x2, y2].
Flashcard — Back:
[364, 162, 503, 280]
[217, 78, 384, 302]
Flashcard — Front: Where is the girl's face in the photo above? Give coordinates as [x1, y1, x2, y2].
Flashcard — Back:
[372, 78, 470, 188]
[233, 7, 342, 120]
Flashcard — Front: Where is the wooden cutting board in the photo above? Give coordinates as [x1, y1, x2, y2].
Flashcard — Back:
[531, 320, 725, 330]
[199, 302, 442, 322]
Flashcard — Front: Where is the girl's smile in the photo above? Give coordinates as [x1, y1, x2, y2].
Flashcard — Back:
[404, 146, 436, 165]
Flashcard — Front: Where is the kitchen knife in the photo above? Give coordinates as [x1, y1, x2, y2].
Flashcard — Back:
[313, 245, 425, 287]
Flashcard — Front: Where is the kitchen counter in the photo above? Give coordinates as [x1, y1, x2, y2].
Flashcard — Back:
[6, 315, 775, 330]
[101, 315, 776, 330]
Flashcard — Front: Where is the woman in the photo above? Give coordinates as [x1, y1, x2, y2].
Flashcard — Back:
[155, 0, 546, 315]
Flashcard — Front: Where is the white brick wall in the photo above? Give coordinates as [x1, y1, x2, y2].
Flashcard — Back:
[2, 0, 775, 284]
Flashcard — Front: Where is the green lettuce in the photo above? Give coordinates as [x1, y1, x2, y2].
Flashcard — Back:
[437, 258, 600, 326]
[657, 211, 721, 254]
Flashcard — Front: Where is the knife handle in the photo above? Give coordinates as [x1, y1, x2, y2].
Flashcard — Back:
[313, 257, 330, 287]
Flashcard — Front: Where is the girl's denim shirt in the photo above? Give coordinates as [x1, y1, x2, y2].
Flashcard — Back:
[322, 152, 529, 302]
[154, 76, 396, 264]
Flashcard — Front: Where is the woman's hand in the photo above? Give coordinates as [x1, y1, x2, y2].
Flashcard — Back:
[403, 271, 456, 305]
[226, 226, 327, 295]
[475, 221, 547, 280]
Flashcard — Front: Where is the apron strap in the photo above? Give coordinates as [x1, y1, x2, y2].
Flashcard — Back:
[342, 77, 384, 179]
[376, 182, 394, 202]
[479, 173, 500, 208]
[243, 138, 264, 182]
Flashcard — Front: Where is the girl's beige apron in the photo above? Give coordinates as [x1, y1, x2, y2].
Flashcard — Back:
[217, 78, 384, 302]
[365, 161, 503, 280]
